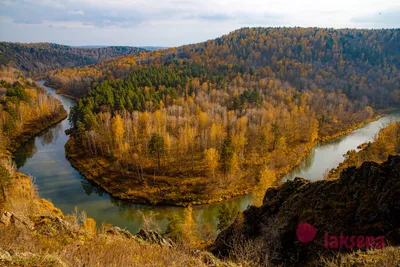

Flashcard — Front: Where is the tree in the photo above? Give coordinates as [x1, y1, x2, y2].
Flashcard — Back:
[204, 148, 220, 179]
[220, 137, 234, 176]
[183, 122, 197, 170]
[111, 114, 124, 152]
[148, 134, 165, 170]
[0, 165, 11, 201]
[217, 204, 239, 231]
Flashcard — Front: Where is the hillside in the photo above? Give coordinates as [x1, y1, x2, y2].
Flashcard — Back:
[0, 42, 146, 77]
[212, 155, 400, 266]
[0, 171, 235, 267]
[48, 27, 400, 106]
[55, 27, 400, 205]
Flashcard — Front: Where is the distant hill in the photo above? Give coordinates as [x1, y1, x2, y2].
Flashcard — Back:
[47, 27, 400, 107]
[140, 46, 168, 51]
[72, 45, 167, 50]
[0, 42, 146, 76]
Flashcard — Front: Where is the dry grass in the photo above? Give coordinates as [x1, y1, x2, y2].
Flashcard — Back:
[0, 225, 214, 267]
[320, 247, 400, 266]
[63, 235, 210, 267]
[3, 173, 63, 218]
[0, 172, 234, 267]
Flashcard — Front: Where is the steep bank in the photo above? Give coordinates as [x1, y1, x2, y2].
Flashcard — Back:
[212, 156, 400, 266]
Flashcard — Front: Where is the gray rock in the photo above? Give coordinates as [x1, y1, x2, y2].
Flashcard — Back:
[136, 228, 175, 247]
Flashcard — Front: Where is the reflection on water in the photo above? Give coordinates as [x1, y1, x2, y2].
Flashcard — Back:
[81, 179, 105, 197]
[14, 137, 37, 168]
[14, 81, 400, 234]
[14, 123, 63, 168]
[40, 123, 62, 146]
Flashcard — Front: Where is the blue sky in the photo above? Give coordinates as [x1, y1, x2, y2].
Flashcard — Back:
[0, 0, 399, 47]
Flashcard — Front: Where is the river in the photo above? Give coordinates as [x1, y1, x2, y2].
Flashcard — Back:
[13, 81, 400, 234]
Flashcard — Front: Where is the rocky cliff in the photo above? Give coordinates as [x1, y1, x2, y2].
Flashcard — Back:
[212, 156, 400, 266]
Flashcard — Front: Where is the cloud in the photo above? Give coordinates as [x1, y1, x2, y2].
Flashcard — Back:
[0, 0, 399, 46]
[0, 0, 287, 29]
[69, 10, 85, 16]
[351, 8, 400, 28]
[197, 14, 232, 21]
[2, 0, 396, 31]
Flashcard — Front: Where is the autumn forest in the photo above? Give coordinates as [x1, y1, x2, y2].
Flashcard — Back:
[1, 26, 400, 266]
[52, 28, 400, 204]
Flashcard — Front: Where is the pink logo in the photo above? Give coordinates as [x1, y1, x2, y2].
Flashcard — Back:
[296, 222, 317, 243]
[324, 233, 385, 249]
[295, 222, 386, 249]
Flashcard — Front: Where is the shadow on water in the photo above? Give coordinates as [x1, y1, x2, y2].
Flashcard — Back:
[14, 138, 37, 168]
[13, 80, 400, 234]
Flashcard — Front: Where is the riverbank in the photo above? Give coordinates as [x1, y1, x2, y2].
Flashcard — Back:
[326, 120, 400, 180]
[0, 169, 230, 267]
[64, 110, 389, 206]
[42, 80, 79, 100]
[317, 108, 396, 142]
[6, 107, 68, 154]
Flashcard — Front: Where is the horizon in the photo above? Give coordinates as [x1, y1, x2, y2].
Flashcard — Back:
[0, 0, 399, 47]
[1, 26, 399, 48]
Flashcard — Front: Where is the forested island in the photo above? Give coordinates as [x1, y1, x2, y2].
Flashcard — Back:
[49, 28, 400, 205]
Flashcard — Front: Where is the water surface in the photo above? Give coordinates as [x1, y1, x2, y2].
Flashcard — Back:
[14, 81, 400, 233]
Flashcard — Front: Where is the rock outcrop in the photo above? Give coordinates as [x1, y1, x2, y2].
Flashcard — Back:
[0, 212, 34, 230]
[212, 155, 400, 265]
[136, 229, 175, 247]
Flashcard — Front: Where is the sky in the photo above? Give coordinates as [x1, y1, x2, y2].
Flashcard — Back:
[0, 0, 399, 47]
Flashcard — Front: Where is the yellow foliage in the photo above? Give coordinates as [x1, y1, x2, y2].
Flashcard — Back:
[181, 206, 200, 247]
[204, 148, 220, 178]
[111, 114, 124, 149]
[83, 218, 97, 236]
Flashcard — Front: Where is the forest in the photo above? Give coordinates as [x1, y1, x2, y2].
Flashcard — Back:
[48, 28, 400, 104]
[0, 68, 67, 152]
[0, 42, 145, 77]
[57, 27, 400, 205]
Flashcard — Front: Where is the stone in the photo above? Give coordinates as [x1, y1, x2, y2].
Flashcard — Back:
[136, 229, 175, 247]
